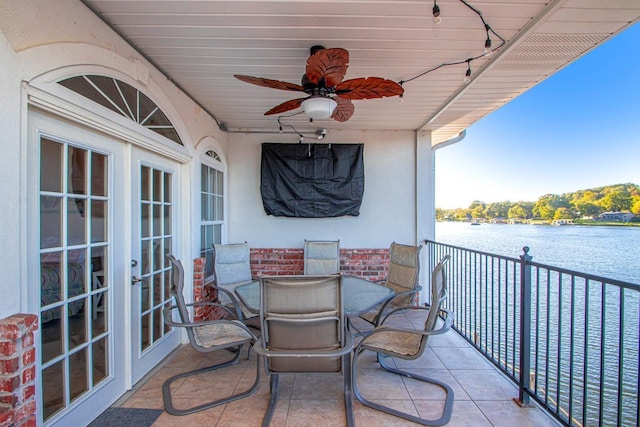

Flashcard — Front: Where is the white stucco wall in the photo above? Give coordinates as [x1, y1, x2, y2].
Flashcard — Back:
[0, 29, 24, 317]
[0, 0, 227, 319]
[227, 130, 430, 249]
[0, 0, 438, 319]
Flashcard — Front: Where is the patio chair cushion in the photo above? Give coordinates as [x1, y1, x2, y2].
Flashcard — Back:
[194, 322, 255, 349]
[214, 242, 252, 285]
[360, 329, 422, 356]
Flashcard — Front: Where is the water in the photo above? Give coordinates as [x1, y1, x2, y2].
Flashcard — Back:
[436, 222, 640, 285]
[435, 221, 640, 426]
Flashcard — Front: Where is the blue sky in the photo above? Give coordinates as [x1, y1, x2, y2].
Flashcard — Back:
[435, 22, 640, 209]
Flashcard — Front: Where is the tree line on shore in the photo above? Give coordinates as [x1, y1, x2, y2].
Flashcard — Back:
[437, 183, 640, 222]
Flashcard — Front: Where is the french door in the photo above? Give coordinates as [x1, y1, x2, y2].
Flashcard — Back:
[29, 111, 182, 425]
[130, 147, 181, 383]
[30, 110, 128, 426]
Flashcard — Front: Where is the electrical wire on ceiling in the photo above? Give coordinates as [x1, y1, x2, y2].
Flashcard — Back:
[398, 0, 506, 90]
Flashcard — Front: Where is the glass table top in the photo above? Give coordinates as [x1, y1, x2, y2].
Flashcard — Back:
[234, 275, 394, 317]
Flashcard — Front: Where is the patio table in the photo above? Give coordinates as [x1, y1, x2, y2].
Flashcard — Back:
[234, 275, 394, 317]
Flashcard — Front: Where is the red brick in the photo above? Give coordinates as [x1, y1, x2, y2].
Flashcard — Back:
[0, 341, 17, 358]
[22, 349, 35, 366]
[22, 385, 34, 401]
[12, 399, 36, 424]
[21, 333, 33, 349]
[0, 408, 12, 427]
[22, 366, 35, 385]
[16, 414, 36, 427]
[0, 394, 18, 406]
[0, 358, 19, 375]
[0, 325, 20, 342]
[0, 376, 19, 393]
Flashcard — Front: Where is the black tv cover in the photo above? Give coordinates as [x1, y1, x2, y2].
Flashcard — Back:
[261, 143, 364, 218]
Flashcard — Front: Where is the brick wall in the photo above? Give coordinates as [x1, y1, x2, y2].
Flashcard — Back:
[192, 247, 391, 320]
[0, 314, 38, 427]
[249, 248, 390, 281]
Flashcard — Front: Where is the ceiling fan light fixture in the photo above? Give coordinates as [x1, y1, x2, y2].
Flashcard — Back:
[301, 96, 337, 120]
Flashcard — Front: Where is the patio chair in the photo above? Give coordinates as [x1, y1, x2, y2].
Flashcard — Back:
[253, 274, 355, 427]
[352, 255, 454, 426]
[162, 255, 260, 416]
[303, 239, 341, 275]
[358, 242, 423, 328]
[212, 242, 259, 324]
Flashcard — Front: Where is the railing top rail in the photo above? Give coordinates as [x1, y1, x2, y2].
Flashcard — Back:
[424, 239, 522, 263]
[424, 239, 640, 291]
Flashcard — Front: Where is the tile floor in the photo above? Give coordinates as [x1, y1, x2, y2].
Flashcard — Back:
[115, 312, 560, 426]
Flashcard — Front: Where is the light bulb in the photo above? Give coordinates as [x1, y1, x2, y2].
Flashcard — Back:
[484, 38, 492, 57]
[432, 5, 442, 24]
[464, 66, 471, 84]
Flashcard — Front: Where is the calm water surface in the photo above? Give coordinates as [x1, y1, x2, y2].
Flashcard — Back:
[435, 222, 640, 285]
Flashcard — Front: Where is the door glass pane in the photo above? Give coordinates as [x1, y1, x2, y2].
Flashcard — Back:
[91, 200, 107, 242]
[68, 297, 88, 350]
[68, 198, 87, 245]
[91, 152, 108, 197]
[141, 203, 151, 238]
[41, 196, 62, 248]
[93, 338, 109, 386]
[42, 361, 65, 420]
[69, 349, 89, 402]
[41, 138, 63, 193]
[39, 138, 112, 423]
[68, 146, 87, 195]
[141, 166, 150, 201]
[152, 169, 161, 202]
[163, 173, 172, 203]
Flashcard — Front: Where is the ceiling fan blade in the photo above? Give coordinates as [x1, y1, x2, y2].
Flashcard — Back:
[306, 48, 349, 87]
[264, 98, 307, 115]
[331, 97, 355, 122]
[234, 75, 305, 92]
[335, 77, 404, 100]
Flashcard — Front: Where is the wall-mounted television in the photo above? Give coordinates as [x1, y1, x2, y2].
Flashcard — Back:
[260, 143, 364, 218]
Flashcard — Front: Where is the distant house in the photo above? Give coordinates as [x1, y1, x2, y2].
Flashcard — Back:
[598, 212, 638, 222]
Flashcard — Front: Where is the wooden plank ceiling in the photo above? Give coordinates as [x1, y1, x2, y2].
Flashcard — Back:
[82, 0, 640, 145]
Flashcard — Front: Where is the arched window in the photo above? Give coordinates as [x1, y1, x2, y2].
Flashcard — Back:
[58, 75, 183, 145]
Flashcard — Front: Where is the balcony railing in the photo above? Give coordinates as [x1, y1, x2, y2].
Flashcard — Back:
[425, 240, 639, 427]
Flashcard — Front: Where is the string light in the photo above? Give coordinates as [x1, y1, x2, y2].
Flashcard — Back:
[399, 0, 505, 90]
[432, 0, 442, 24]
[464, 60, 472, 84]
[484, 24, 493, 56]
[275, 0, 506, 135]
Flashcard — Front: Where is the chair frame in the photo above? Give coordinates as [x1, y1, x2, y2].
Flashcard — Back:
[162, 255, 261, 416]
[253, 274, 355, 427]
[352, 255, 454, 426]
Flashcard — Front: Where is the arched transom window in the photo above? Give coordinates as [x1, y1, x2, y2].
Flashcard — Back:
[58, 75, 183, 145]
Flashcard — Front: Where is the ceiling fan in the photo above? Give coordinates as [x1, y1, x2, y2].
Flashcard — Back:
[234, 45, 404, 122]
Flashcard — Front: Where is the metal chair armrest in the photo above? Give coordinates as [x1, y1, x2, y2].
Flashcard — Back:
[162, 303, 255, 334]
[371, 286, 422, 325]
[254, 335, 354, 359]
[208, 283, 245, 320]
[362, 308, 455, 345]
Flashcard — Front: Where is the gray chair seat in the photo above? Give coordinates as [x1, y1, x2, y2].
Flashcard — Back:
[194, 321, 255, 348]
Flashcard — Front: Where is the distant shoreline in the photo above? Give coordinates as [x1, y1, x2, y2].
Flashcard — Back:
[438, 220, 640, 227]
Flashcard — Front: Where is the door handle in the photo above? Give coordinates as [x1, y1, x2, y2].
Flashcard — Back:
[131, 259, 141, 284]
